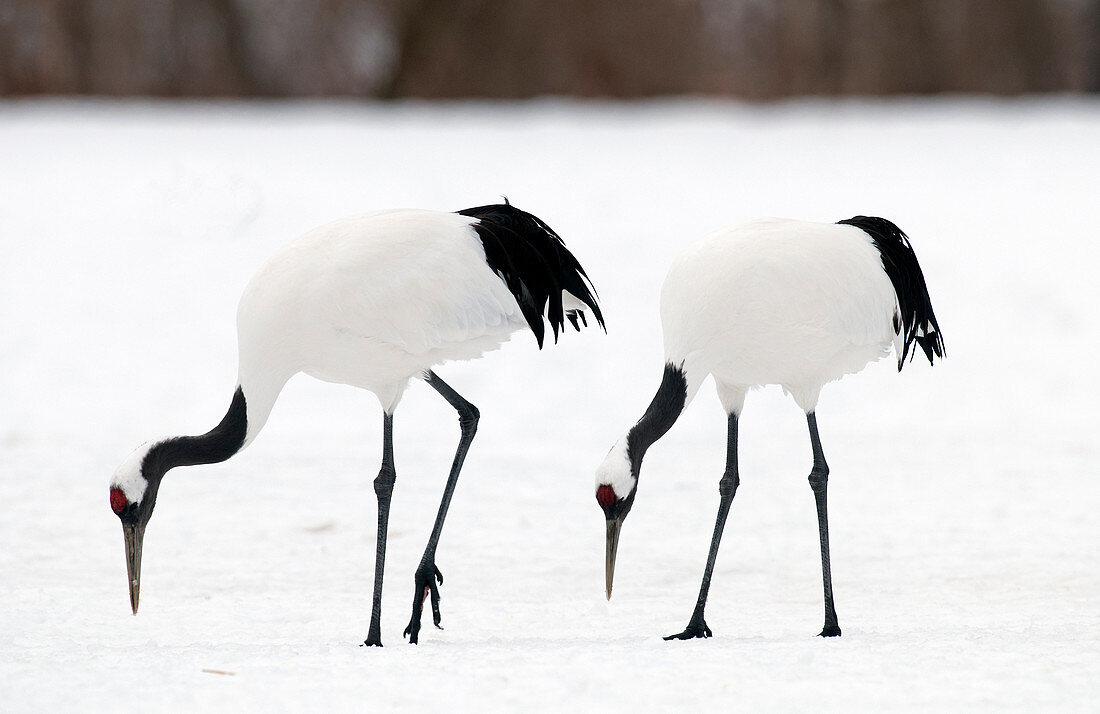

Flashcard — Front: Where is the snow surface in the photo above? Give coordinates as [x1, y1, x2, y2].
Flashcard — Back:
[1, 98, 1098, 712]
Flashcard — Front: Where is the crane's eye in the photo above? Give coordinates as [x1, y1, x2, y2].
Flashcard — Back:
[596, 484, 616, 508]
[110, 488, 127, 515]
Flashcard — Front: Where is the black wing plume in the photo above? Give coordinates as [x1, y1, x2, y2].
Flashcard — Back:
[458, 201, 605, 348]
[839, 216, 945, 370]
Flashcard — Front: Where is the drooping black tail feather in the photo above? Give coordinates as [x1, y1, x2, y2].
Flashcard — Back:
[838, 216, 945, 370]
[457, 201, 605, 348]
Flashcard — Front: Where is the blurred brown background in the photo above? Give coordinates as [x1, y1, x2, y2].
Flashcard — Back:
[2, 0, 1097, 98]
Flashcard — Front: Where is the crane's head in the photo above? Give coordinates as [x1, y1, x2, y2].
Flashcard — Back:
[595, 438, 638, 600]
[108, 442, 166, 615]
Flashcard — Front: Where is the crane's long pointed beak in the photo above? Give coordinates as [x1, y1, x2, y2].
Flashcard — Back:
[605, 517, 622, 600]
[123, 523, 145, 615]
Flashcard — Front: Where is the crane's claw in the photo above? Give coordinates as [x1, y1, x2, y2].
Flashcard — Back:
[403, 563, 444, 644]
[664, 619, 713, 641]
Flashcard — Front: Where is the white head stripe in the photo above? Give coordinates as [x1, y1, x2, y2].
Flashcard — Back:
[595, 437, 636, 497]
[110, 442, 152, 504]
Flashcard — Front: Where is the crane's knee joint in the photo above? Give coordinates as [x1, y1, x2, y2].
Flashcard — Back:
[374, 466, 396, 497]
[808, 464, 829, 492]
[719, 470, 739, 497]
[458, 404, 480, 433]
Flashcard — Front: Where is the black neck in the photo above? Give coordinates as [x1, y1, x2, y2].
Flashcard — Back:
[143, 388, 248, 479]
[625, 363, 688, 473]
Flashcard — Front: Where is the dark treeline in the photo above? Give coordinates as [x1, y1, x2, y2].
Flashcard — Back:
[2, 0, 1097, 98]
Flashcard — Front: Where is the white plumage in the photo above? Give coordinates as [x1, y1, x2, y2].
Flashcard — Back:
[661, 218, 901, 413]
[596, 215, 943, 642]
[108, 203, 603, 647]
[236, 209, 530, 441]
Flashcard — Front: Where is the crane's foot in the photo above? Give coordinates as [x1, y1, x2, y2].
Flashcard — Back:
[818, 624, 842, 637]
[664, 618, 713, 641]
[361, 626, 383, 647]
[402, 562, 443, 644]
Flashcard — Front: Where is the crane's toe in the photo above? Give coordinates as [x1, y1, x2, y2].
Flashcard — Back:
[664, 619, 713, 641]
[403, 562, 444, 644]
[818, 625, 842, 637]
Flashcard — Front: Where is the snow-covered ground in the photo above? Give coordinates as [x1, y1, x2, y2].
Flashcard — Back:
[1, 98, 1097, 712]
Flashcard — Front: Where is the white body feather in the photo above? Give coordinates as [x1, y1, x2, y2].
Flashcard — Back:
[661, 218, 898, 413]
[595, 218, 902, 497]
[114, 209, 530, 494]
[236, 209, 528, 443]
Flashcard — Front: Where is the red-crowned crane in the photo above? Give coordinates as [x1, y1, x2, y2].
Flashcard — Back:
[108, 202, 604, 646]
[596, 216, 943, 640]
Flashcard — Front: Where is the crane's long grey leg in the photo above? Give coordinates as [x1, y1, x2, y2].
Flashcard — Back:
[403, 370, 479, 644]
[666, 412, 740, 640]
[363, 412, 396, 647]
[807, 412, 841, 637]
